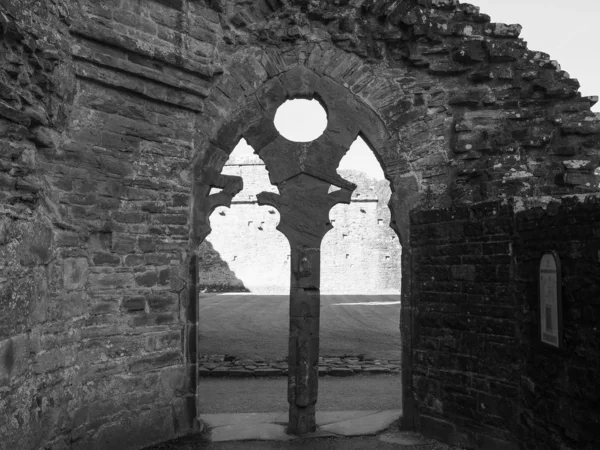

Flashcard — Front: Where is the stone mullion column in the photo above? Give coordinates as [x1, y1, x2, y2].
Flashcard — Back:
[258, 173, 354, 436]
[288, 245, 321, 434]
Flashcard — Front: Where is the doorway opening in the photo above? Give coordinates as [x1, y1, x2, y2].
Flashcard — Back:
[196, 98, 403, 420]
[197, 138, 289, 414]
[318, 135, 402, 411]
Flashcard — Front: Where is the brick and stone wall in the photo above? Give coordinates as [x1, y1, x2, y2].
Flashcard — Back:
[410, 195, 600, 449]
[514, 196, 600, 450]
[1, 1, 198, 449]
[1, 0, 600, 449]
[410, 200, 519, 449]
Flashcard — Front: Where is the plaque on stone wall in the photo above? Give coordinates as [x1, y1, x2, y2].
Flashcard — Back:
[539, 251, 563, 348]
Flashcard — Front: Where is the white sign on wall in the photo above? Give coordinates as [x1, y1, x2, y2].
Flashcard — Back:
[539, 251, 563, 348]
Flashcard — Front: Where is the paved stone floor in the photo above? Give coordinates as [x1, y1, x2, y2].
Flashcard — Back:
[143, 412, 457, 449]
[203, 410, 403, 441]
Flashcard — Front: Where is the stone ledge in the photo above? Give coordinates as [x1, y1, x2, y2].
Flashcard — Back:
[198, 355, 401, 378]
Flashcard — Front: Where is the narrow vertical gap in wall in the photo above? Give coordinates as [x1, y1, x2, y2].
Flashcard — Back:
[319, 135, 403, 411]
[196, 138, 290, 413]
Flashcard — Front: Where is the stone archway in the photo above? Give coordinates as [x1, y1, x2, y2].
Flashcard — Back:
[186, 2, 600, 443]
[191, 64, 416, 432]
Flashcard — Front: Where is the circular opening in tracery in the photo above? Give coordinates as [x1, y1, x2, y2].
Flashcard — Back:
[274, 99, 328, 142]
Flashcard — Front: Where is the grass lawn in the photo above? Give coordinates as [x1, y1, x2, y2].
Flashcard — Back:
[198, 374, 401, 413]
[198, 294, 401, 361]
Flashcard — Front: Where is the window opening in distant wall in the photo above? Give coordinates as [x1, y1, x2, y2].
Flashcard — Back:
[318, 134, 402, 411]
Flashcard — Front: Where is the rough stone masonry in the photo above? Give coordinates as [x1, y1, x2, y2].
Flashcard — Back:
[0, 0, 599, 449]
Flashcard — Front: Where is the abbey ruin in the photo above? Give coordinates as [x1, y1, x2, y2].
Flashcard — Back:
[1, 0, 599, 448]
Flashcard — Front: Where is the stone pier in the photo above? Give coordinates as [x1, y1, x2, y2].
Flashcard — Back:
[258, 174, 355, 433]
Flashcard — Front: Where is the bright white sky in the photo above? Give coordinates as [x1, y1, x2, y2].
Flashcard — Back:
[473, 0, 599, 111]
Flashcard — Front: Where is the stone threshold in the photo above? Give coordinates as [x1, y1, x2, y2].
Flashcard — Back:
[198, 355, 401, 377]
[201, 410, 404, 442]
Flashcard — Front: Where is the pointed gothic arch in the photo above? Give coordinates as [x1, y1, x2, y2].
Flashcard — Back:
[190, 62, 419, 431]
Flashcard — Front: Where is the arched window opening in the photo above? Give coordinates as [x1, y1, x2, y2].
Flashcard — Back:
[274, 98, 328, 142]
[197, 139, 289, 392]
[318, 135, 402, 411]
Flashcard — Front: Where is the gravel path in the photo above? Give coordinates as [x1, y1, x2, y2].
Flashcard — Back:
[198, 374, 401, 414]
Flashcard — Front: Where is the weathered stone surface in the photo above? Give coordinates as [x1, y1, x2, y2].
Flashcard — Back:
[1, 0, 600, 449]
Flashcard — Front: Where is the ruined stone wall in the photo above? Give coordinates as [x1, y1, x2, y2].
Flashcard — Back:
[1, 1, 202, 448]
[1, 0, 600, 449]
[410, 195, 600, 449]
[410, 200, 518, 449]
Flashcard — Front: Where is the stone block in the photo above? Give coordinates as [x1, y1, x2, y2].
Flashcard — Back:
[451, 265, 476, 281]
[135, 271, 158, 288]
[63, 258, 89, 291]
[363, 367, 391, 375]
[198, 367, 212, 377]
[228, 368, 253, 377]
[92, 252, 121, 266]
[54, 292, 90, 319]
[0, 334, 29, 384]
[89, 232, 113, 252]
[88, 271, 133, 290]
[113, 211, 146, 224]
[145, 254, 171, 265]
[158, 366, 185, 400]
[55, 231, 80, 248]
[211, 367, 230, 377]
[128, 351, 182, 373]
[33, 346, 75, 374]
[111, 234, 136, 254]
[130, 312, 177, 327]
[255, 368, 282, 377]
[329, 367, 353, 377]
[125, 255, 145, 267]
[122, 296, 146, 313]
[148, 294, 178, 312]
[157, 268, 170, 286]
[90, 300, 119, 316]
[18, 222, 53, 266]
[155, 214, 187, 225]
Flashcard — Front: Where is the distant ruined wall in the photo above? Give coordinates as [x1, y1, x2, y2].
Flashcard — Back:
[199, 151, 402, 294]
[0, 0, 600, 449]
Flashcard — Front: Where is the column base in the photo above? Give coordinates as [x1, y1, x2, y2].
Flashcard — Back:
[288, 404, 316, 434]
